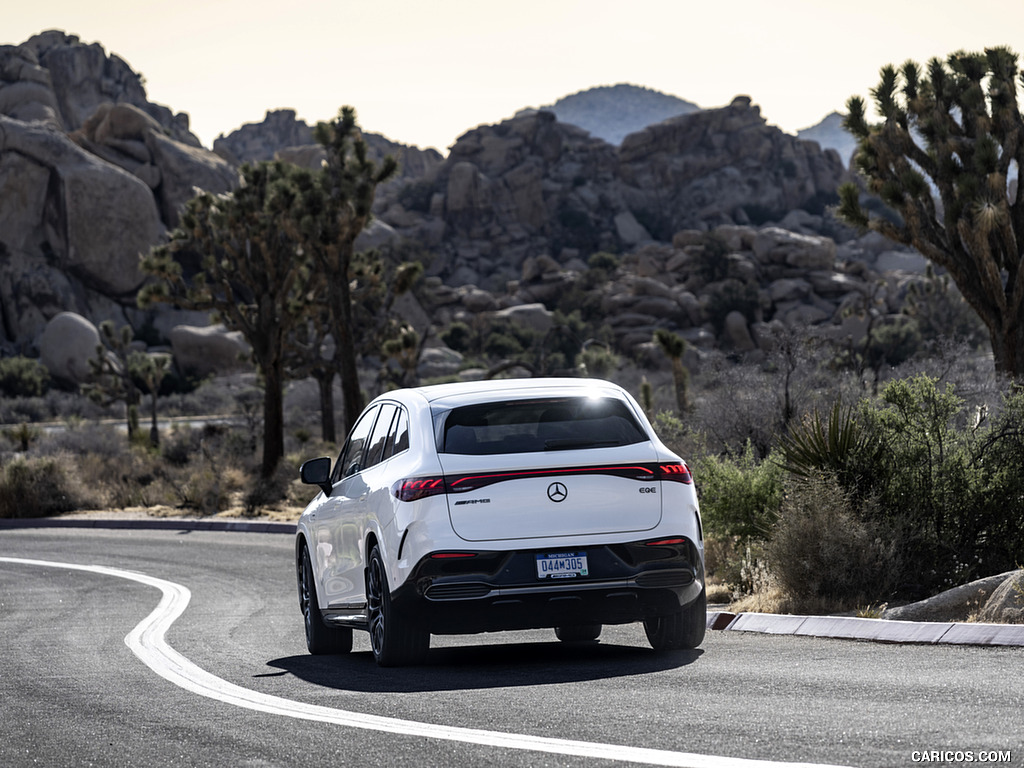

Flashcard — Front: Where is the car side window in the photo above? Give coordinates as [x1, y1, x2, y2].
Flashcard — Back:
[334, 406, 379, 481]
[363, 404, 397, 469]
[390, 408, 410, 457]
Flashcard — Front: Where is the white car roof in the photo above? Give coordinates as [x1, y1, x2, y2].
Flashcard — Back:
[383, 378, 631, 410]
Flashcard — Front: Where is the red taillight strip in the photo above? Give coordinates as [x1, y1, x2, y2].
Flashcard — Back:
[448, 464, 655, 493]
[429, 552, 477, 559]
[657, 462, 693, 484]
[646, 537, 688, 546]
[391, 476, 446, 502]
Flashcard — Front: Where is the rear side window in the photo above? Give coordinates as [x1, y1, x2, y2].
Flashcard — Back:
[438, 397, 647, 455]
[335, 406, 378, 480]
[390, 409, 410, 456]
[364, 404, 398, 469]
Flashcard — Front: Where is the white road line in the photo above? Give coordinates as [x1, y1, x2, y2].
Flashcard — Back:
[1, 556, 851, 768]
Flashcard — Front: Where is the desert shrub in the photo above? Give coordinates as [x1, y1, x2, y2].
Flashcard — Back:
[484, 331, 523, 358]
[36, 423, 128, 460]
[764, 472, 901, 611]
[244, 459, 298, 514]
[776, 375, 1024, 594]
[694, 442, 784, 543]
[579, 345, 618, 378]
[0, 456, 93, 518]
[4, 423, 41, 452]
[705, 279, 759, 333]
[441, 322, 472, 353]
[73, 448, 162, 509]
[0, 356, 50, 397]
[587, 251, 620, 272]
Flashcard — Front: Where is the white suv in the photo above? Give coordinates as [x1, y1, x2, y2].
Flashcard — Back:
[296, 378, 705, 666]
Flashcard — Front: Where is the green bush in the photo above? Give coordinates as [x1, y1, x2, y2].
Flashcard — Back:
[783, 375, 1024, 593]
[0, 356, 50, 398]
[694, 442, 784, 543]
[765, 472, 901, 611]
[441, 322, 473, 353]
[0, 456, 87, 518]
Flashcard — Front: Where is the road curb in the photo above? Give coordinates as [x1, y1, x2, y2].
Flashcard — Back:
[709, 610, 1024, 647]
[0, 517, 297, 535]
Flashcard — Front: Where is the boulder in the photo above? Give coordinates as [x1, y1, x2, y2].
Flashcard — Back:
[977, 571, 1024, 624]
[882, 571, 1018, 622]
[0, 114, 163, 299]
[144, 129, 238, 227]
[491, 303, 554, 335]
[723, 310, 757, 352]
[417, 345, 464, 379]
[168, 324, 251, 377]
[38, 311, 101, 384]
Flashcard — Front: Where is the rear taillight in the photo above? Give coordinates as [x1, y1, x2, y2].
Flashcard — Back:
[391, 476, 446, 502]
[657, 462, 693, 484]
[429, 552, 477, 559]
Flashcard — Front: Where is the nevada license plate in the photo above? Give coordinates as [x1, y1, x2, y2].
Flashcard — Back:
[536, 552, 588, 579]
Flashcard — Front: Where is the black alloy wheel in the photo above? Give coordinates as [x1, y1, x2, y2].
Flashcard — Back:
[366, 545, 429, 667]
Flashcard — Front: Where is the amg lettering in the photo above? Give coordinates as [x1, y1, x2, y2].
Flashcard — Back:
[453, 499, 492, 506]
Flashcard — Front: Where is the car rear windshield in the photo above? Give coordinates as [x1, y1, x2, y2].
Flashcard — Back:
[438, 397, 648, 455]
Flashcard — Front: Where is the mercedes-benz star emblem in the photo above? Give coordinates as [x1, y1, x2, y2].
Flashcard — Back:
[547, 482, 568, 503]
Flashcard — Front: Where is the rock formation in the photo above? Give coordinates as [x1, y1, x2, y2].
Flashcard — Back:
[1, 29, 933, 386]
[0, 32, 238, 354]
[212, 108, 443, 184]
[376, 97, 849, 291]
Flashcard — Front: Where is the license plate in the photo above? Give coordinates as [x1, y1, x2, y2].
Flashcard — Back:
[536, 552, 588, 579]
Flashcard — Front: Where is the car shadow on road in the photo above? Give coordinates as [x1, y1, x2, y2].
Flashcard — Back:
[266, 640, 702, 693]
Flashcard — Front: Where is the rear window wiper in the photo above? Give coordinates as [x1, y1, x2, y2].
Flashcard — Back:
[544, 438, 620, 451]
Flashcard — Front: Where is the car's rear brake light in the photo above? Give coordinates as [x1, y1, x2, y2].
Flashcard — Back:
[646, 537, 687, 546]
[429, 552, 477, 559]
[657, 462, 693, 483]
[392, 476, 446, 502]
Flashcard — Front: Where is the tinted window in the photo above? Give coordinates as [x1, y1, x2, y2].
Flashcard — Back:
[439, 397, 647, 455]
[335, 406, 378, 480]
[364, 404, 398, 469]
[391, 409, 410, 456]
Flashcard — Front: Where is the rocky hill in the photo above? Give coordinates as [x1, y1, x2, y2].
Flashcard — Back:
[797, 111, 857, 167]
[1, 29, 936, 389]
[521, 83, 702, 145]
[375, 96, 849, 290]
[211, 108, 444, 184]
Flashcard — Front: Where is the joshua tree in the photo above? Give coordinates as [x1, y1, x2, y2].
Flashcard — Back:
[654, 328, 691, 413]
[140, 160, 318, 478]
[301, 107, 398, 434]
[838, 47, 1024, 378]
[86, 321, 142, 442]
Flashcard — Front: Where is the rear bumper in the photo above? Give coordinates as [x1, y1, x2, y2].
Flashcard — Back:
[392, 537, 704, 634]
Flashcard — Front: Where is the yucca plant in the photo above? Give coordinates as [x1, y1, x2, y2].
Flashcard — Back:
[778, 399, 877, 487]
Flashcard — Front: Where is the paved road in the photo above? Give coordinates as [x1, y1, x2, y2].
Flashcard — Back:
[1, 528, 1020, 768]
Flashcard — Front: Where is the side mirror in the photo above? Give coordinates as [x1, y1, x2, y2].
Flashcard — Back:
[299, 457, 333, 496]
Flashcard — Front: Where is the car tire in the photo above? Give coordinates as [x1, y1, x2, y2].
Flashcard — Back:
[367, 545, 429, 667]
[554, 624, 602, 642]
[643, 586, 706, 651]
[299, 546, 353, 655]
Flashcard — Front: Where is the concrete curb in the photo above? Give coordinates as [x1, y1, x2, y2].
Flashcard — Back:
[708, 611, 1024, 648]
[0, 517, 296, 535]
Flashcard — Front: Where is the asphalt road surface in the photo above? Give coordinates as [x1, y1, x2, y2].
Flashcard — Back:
[1, 528, 1020, 768]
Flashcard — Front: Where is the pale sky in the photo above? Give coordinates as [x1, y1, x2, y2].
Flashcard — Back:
[9, 1, 1024, 153]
